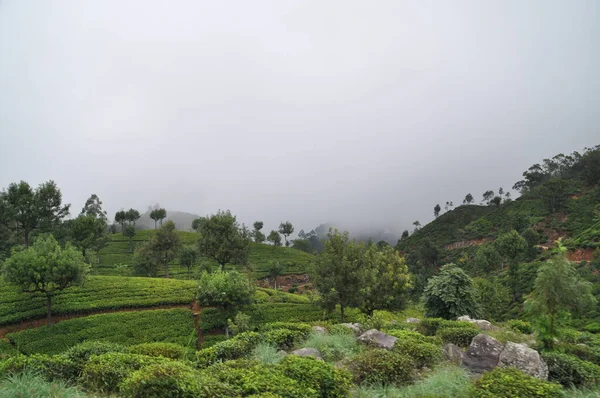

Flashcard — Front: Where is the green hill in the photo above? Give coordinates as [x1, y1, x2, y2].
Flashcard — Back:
[97, 230, 314, 278]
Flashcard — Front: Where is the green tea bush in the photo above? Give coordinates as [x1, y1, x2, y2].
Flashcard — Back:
[212, 331, 262, 361]
[348, 349, 415, 385]
[0, 354, 77, 382]
[543, 351, 600, 388]
[279, 355, 352, 398]
[81, 352, 169, 394]
[128, 342, 188, 360]
[260, 322, 312, 336]
[64, 341, 128, 370]
[417, 318, 475, 336]
[506, 319, 534, 334]
[558, 343, 600, 365]
[120, 360, 236, 398]
[583, 322, 600, 334]
[471, 367, 563, 397]
[386, 329, 443, 346]
[263, 328, 307, 350]
[0, 340, 18, 360]
[393, 339, 443, 368]
[194, 347, 217, 369]
[437, 327, 478, 347]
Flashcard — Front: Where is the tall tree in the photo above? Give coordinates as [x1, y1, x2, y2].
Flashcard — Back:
[70, 214, 107, 258]
[434, 204, 441, 218]
[196, 210, 251, 271]
[267, 230, 282, 247]
[2, 235, 89, 318]
[539, 178, 569, 213]
[81, 194, 107, 220]
[412, 221, 421, 232]
[178, 245, 198, 279]
[2, 181, 70, 246]
[400, 230, 409, 240]
[145, 221, 181, 278]
[114, 210, 127, 233]
[150, 208, 167, 229]
[266, 261, 284, 289]
[125, 209, 141, 228]
[361, 245, 412, 316]
[191, 218, 202, 232]
[278, 221, 294, 247]
[123, 224, 136, 252]
[463, 193, 474, 205]
[526, 246, 595, 348]
[252, 221, 265, 243]
[444, 201, 454, 211]
[310, 230, 365, 321]
[482, 190, 495, 205]
[495, 230, 528, 299]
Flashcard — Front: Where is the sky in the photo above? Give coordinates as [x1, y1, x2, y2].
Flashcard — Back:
[0, 1, 599, 238]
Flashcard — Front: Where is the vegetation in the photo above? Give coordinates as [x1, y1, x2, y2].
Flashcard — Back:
[422, 264, 480, 319]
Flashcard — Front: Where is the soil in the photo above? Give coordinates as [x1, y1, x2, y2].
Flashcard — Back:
[445, 238, 491, 250]
[258, 273, 312, 292]
[568, 247, 597, 262]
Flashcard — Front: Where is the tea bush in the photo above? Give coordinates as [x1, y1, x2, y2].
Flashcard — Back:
[471, 367, 563, 398]
[348, 349, 415, 385]
[543, 351, 600, 388]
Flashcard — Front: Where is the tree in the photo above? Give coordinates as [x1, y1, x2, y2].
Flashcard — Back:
[2, 180, 70, 246]
[115, 210, 127, 233]
[252, 221, 265, 243]
[412, 221, 421, 232]
[191, 218, 202, 232]
[266, 261, 284, 289]
[490, 196, 502, 207]
[495, 230, 528, 299]
[525, 246, 596, 348]
[482, 190, 494, 205]
[197, 271, 255, 337]
[292, 238, 312, 253]
[422, 264, 481, 320]
[125, 209, 141, 228]
[196, 210, 250, 271]
[463, 193, 474, 205]
[81, 194, 107, 220]
[2, 235, 89, 318]
[473, 277, 511, 321]
[267, 230, 282, 247]
[539, 178, 569, 213]
[145, 221, 181, 278]
[498, 187, 504, 196]
[149, 208, 167, 229]
[70, 214, 107, 258]
[278, 222, 294, 247]
[400, 230, 409, 240]
[310, 230, 365, 321]
[361, 245, 412, 316]
[123, 224, 136, 252]
[178, 245, 198, 278]
[473, 244, 502, 273]
[444, 201, 454, 212]
[434, 204, 441, 218]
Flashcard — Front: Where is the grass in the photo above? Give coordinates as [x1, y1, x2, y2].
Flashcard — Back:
[0, 371, 89, 398]
[0, 276, 197, 326]
[301, 331, 361, 362]
[96, 231, 314, 278]
[252, 342, 286, 364]
[351, 366, 472, 398]
[6, 308, 195, 355]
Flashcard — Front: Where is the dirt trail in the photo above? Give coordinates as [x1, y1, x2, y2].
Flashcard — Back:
[0, 303, 193, 339]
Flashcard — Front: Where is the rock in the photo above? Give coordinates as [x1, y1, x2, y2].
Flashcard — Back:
[277, 350, 288, 357]
[406, 317, 421, 324]
[471, 320, 498, 331]
[312, 326, 328, 335]
[291, 348, 322, 360]
[498, 342, 548, 380]
[340, 323, 361, 334]
[457, 315, 472, 322]
[463, 334, 504, 375]
[444, 343, 463, 365]
[357, 329, 397, 350]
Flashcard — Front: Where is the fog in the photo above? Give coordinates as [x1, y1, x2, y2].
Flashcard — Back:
[1, 1, 599, 239]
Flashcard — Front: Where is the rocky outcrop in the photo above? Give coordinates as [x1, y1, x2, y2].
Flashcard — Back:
[463, 334, 505, 375]
[498, 342, 548, 380]
[457, 315, 498, 331]
[311, 326, 328, 335]
[291, 348, 322, 360]
[357, 329, 397, 350]
[340, 323, 361, 334]
[406, 317, 421, 324]
[444, 343, 463, 365]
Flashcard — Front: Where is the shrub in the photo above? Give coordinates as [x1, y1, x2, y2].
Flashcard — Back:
[301, 332, 360, 362]
[583, 322, 600, 334]
[471, 367, 563, 397]
[260, 322, 312, 336]
[81, 352, 170, 394]
[328, 324, 356, 336]
[279, 355, 352, 398]
[212, 331, 261, 361]
[252, 342, 286, 364]
[543, 351, 600, 388]
[120, 361, 236, 398]
[506, 319, 533, 334]
[0, 370, 88, 398]
[417, 318, 474, 336]
[393, 339, 443, 368]
[0, 354, 78, 382]
[348, 349, 415, 385]
[263, 328, 307, 350]
[437, 327, 479, 347]
[128, 342, 188, 360]
[194, 347, 217, 369]
[64, 341, 128, 370]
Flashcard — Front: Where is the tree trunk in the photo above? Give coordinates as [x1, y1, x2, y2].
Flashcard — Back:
[165, 253, 169, 278]
[46, 294, 52, 319]
[220, 262, 225, 272]
[24, 230, 30, 247]
[154, 220, 157, 229]
[340, 305, 345, 322]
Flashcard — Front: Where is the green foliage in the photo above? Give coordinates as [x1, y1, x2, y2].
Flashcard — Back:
[543, 351, 600, 388]
[251, 342, 286, 364]
[267, 230, 282, 247]
[197, 270, 254, 311]
[437, 327, 478, 347]
[196, 210, 251, 270]
[128, 342, 188, 360]
[473, 277, 511, 321]
[2, 235, 90, 318]
[416, 318, 475, 336]
[506, 320, 534, 334]
[120, 360, 236, 398]
[539, 178, 569, 213]
[178, 244, 198, 277]
[0, 354, 78, 382]
[211, 332, 262, 362]
[278, 221, 294, 246]
[263, 328, 307, 350]
[422, 264, 481, 320]
[348, 349, 415, 385]
[7, 309, 195, 355]
[0, 370, 89, 398]
[64, 341, 128, 370]
[70, 214, 109, 258]
[280, 355, 352, 398]
[301, 331, 360, 362]
[228, 312, 253, 335]
[149, 208, 167, 228]
[139, 220, 181, 278]
[392, 338, 443, 367]
[471, 367, 563, 398]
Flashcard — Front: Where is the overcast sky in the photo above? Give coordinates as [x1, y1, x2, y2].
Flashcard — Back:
[0, 1, 599, 237]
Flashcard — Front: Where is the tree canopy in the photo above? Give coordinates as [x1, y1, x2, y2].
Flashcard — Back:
[149, 208, 167, 229]
[196, 210, 250, 271]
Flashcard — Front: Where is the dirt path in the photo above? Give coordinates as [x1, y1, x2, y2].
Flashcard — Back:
[0, 303, 193, 339]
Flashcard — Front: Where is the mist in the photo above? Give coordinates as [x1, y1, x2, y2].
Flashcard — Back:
[1, 1, 599, 239]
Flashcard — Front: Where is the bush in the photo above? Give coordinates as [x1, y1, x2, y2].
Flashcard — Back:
[301, 332, 360, 362]
[0, 370, 88, 398]
[252, 342, 286, 364]
[0, 354, 78, 382]
[81, 352, 170, 394]
[260, 322, 312, 336]
[393, 339, 443, 368]
[263, 328, 307, 350]
[471, 367, 563, 397]
[583, 322, 600, 334]
[128, 342, 188, 360]
[328, 324, 356, 336]
[417, 318, 475, 336]
[543, 351, 600, 388]
[64, 341, 128, 370]
[348, 349, 415, 385]
[279, 355, 352, 398]
[120, 361, 236, 398]
[437, 327, 479, 347]
[212, 331, 261, 361]
[506, 319, 533, 334]
[194, 347, 217, 369]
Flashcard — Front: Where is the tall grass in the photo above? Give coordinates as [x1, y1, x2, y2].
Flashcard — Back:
[0, 371, 88, 398]
[251, 342, 286, 364]
[352, 366, 471, 398]
[301, 331, 360, 362]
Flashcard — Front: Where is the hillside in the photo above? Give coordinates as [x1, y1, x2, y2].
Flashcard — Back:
[97, 230, 314, 278]
[136, 209, 199, 231]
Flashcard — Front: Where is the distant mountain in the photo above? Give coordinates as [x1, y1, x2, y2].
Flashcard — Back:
[137, 210, 199, 231]
[314, 222, 398, 245]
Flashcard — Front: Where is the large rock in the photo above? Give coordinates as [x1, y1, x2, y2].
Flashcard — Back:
[457, 315, 472, 322]
[357, 329, 397, 350]
[291, 348, 322, 360]
[312, 326, 328, 335]
[406, 317, 421, 324]
[457, 315, 498, 331]
[444, 343, 463, 365]
[498, 342, 548, 380]
[340, 323, 361, 334]
[463, 334, 504, 375]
